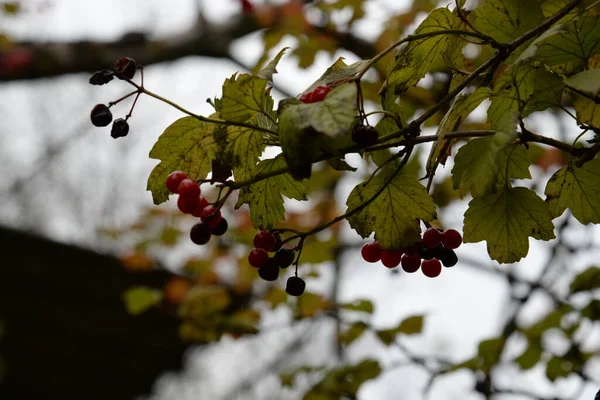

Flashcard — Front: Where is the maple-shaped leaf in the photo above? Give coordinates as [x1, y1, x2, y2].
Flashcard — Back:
[488, 63, 564, 130]
[346, 164, 436, 250]
[452, 114, 529, 197]
[219, 73, 276, 123]
[426, 87, 490, 174]
[386, 7, 457, 94]
[530, 16, 600, 69]
[473, 0, 543, 43]
[235, 155, 308, 229]
[463, 187, 555, 263]
[147, 117, 219, 204]
[215, 118, 265, 182]
[545, 159, 600, 224]
[256, 46, 289, 81]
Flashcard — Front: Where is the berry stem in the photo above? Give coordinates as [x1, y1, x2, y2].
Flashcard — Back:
[108, 89, 139, 107]
[124, 80, 279, 136]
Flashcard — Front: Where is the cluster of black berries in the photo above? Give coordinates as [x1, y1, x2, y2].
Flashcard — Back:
[361, 228, 462, 278]
[248, 231, 305, 296]
[165, 171, 228, 245]
[89, 57, 140, 139]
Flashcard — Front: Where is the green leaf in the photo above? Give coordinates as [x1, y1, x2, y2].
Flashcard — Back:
[376, 315, 424, 345]
[217, 120, 264, 182]
[546, 355, 572, 381]
[569, 266, 600, 293]
[235, 155, 308, 229]
[452, 133, 530, 198]
[339, 321, 369, 345]
[387, 8, 456, 94]
[523, 305, 572, 340]
[565, 69, 600, 95]
[256, 47, 289, 81]
[477, 337, 506, 372]
[397, 315, 424, 335]
[279, 83, 358, 138]
[305, 360, 381, 399]
[339, 299, 374, 314]
[147, 117, 218, 204]
[473, 0, 543, 43]
[531, 16, 600, 68]
[327, 157, 357, 172]
[488, 63, 564, 130]
[304, 57, 369, 93]
[581, 299, 600, 320]
[219, 73, 274, 123]
[514, 341, 543, 370]
[545, 159, 600, 224]
[427, 88, 490, 174]
[463, 187, 556, 263]
[123, 286, 163, 316]
[573, 95, 600, 127]
[346, 163, 437, 250]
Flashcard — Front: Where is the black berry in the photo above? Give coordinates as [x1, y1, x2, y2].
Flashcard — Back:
[351, 124, 379, 147]
[114, 57, 137, 80]
[286, 276, 306, 296]
[420, 244, 443, 260]
[90, 104, 112, 127]
[258, 258, 279, 281]
[275, 248, 295, 268]
[110, 118, 129, 139]
[89, 69, 114, 85]
[190, 222, 211, 245]
[210, 218, 228, 236]
[439, 247, 458, 267]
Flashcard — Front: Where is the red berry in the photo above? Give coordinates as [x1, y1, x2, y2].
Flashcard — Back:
[312, 85, 332, 102]
[401, 254, 421, 273]
[114, 57, 137, 80]
[381, 250, 403, 268]
[200, 205, 222, 228]
[177, 179, 200, 198]
[253, 231, 277, 252]
[177, 195, 199, 214]
[248, 248, 269, 268]
[240, 0, 254, 13]
[422, 228, 442, 248]
[441, 229, 463, 249]
[421, 259, 442, 278]
[190, 222, 211, 245]
[190, 196, 210, 217]
[166, 171, 188, 193]
[299, 92, 314, 104]
[361, 242, 382, 263]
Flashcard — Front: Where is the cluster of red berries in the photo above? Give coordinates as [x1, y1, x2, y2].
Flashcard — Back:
[299, 85, 332, 104]
[165, 171, 228, 244]
[361, 228, 462, 278]
[248, 231, 305, 296]
[89, 57, 140, 138]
